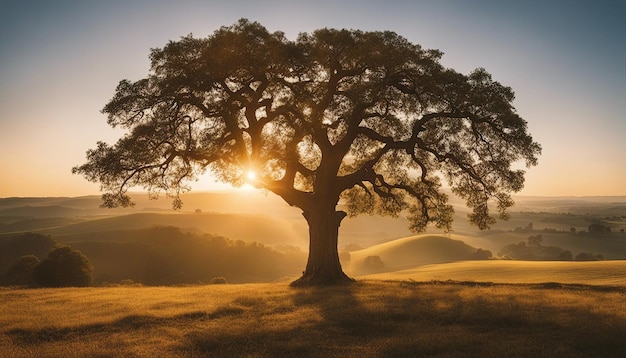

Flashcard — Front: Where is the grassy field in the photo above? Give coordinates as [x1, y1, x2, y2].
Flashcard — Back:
[1, 272, 625, 357]
[363, 260, 626, 286]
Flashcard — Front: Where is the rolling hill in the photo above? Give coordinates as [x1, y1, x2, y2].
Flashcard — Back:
[344, 234, 490, 275]
[37, 212, 309, 248]
[1, 193, 624, 274]
[361, 260, 626, 287]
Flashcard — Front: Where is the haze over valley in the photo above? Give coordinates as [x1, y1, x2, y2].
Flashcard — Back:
[2, 191, 624, 286]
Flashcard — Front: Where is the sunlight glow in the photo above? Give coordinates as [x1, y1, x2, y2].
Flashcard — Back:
[238, 170, 257, 191]
[241, 183, 255, 191]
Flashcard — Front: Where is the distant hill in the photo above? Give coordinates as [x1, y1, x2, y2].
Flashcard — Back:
[457, 230, 626, 261]
[0, 205, 83, 218]
[344, 235, 490, 275]
[64, 226, 307, 285]
[361, 260, 626, 287]
[1, 192, 624, 255]
[0, 232, 56, 273]
[39, 212, 308, 249]
[0, 227, 307, 286]
[0, 192, 302, 217]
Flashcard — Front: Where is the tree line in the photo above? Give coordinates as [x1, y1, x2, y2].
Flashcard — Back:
[498, 234, 606, 261]
[0, 228, 306, 287]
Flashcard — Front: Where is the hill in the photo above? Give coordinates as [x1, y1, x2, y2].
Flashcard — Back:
[344, 235, 490, 275]
[0, 205, 83, 218]
[37, 212, 308, 249]
[1, 193, 623, 251]
[457, 230, 625, 261]
[361, 260, 626, 287]
[0, 227, 307, 286]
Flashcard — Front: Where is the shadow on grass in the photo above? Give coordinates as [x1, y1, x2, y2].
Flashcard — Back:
[4, 282, 625, 357]
[184, 282, 626, 357]
[6, 306, 244, 346]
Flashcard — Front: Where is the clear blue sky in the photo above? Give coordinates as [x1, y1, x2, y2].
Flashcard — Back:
[0, 0, 624, 197]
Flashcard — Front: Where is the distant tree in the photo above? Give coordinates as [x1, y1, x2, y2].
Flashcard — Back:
[73, 19, 540, 286]
[210, 276, 228, 284]
[498, 240, 571, 261]
[569, 227, 576, 235]
[33, 246, 93, 287]
[588, 222, 608, 234]
[471, 248, 493, 260]
[558, 250, 573, 261]
[363, 255, 385, 272]
[527, 234, 543, 247]
[575, 252, 604, 261]
[2, 255, 40, 286]
[498, 241, 534, 260]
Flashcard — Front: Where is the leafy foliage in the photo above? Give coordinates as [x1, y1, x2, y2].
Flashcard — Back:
[33, 246, 93, 287]
[74, 19, 540, 231]
[1, 255, 40, 286]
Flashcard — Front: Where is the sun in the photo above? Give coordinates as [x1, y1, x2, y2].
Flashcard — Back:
[239, 170, 257, 191]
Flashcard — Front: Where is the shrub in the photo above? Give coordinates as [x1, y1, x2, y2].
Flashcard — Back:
[575, 252, 604, 261]
[558, 250, 573, 261]
[211, 276, 228, 284]
[471, 248, 493, 260]
[2, 255, 40, 286]
[363, 255, 385, 272]
[33, 246, 93, 287]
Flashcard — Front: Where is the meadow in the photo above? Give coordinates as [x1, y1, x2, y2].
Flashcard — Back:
[1, 277, 624, 357]
[1, 194, 625, 356]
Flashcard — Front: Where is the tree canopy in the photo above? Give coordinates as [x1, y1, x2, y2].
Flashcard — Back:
[33, 246, 93, 287]
[74, 19, 540, 285]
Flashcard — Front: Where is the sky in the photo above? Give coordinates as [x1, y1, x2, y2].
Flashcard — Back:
[0, 0, 624, 198]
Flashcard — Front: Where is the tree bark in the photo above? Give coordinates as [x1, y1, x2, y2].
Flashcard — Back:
[290, 208, 354, 287]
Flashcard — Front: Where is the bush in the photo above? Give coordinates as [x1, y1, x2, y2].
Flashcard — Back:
[363, 255, 385, 273]
[575, 252, 604, 261]
[210, 276, 228, 284]
[33, 246, 93, 287]
[471, 248, 493, 260]
[558, 250, 573, 261]
[2, 255, 40, 286]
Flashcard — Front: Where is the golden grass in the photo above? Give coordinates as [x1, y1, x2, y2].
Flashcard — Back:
[362, 260, 626, 286]
[1, 277, 625, 357]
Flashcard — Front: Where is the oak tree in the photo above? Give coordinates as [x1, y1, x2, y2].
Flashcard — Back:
[74, 20, 540, 286]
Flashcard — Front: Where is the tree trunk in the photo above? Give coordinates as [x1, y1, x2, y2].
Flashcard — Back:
[290, 208, 354, 287]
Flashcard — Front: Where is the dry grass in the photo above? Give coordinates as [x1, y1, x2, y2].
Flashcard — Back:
[1, 277, 624, 357]
[362, 260, 626, 286]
